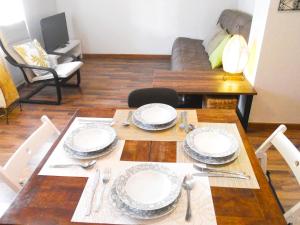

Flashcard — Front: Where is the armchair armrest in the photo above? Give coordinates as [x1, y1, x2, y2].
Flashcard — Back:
[5, 56, 59, 81]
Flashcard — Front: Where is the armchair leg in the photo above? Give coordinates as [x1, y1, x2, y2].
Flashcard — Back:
[55, 84, 62, 105]
[76, 70, 81, 87]
[20, 83, 61, 105]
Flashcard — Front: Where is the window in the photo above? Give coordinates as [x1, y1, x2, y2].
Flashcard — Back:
[0, 0, 25, 26]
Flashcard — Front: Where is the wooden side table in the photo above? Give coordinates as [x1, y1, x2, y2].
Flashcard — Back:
[153, 70, 257, 130]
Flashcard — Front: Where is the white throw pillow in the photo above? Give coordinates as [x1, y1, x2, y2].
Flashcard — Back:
[205, 28, 229, 55]
[202, 24, 223, 49]
[13, 39, 52, 76]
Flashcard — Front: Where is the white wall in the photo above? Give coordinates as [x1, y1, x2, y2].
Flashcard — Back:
[238, 0, 255, 15]
[249, 0, 300, 123]
[22, 0, 57, 45]
[56, 0, 238, 54]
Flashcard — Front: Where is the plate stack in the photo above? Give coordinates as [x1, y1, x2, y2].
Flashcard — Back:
[111, 164, 181, 219]
[183, 127, 240, 165]
[64, 124, 117, 159]
[132, 103, 177, 131]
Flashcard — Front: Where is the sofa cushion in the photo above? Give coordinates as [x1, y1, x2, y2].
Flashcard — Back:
[171, 37, 213, 71]
[218, 9, 252, 41]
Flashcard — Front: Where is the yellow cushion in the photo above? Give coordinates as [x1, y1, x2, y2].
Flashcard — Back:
[14, 39, 50, 76]
[0, 61, 19, 108]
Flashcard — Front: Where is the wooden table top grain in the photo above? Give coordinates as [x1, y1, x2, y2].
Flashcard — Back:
[0, 108, 286, 225]
[153, 70, 257, 95]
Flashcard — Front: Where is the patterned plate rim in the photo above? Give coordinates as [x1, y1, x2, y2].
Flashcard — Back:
[133, 103, 177, 126]
[183, 141, 240, 165]
[110, 180, 179, 220]
[63, 138, 119, 160]
[132, 116, 177, 131]
[115, 163, 181, 211]
[64, 124, 116, 153]
[186, 127, 239, 158]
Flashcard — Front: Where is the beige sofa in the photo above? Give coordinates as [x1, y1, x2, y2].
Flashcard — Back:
[171, 9, 252, 71]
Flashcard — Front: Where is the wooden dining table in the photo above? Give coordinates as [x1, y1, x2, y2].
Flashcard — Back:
[0, 108, 287, 225]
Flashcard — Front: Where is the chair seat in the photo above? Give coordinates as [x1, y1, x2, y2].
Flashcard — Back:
[32, 61, 83, 82]
[0, 182, 16, 217]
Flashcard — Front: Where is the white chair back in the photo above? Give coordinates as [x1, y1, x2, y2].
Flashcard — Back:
[0, 116, 60, 192]
[256, 125, 300, 224]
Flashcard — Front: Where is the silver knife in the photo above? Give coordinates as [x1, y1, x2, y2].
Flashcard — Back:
[193, 164, 247, 176]
[78, 119, 114, 125]
[193, 172, 250, 180]
[85, 168, 101, 216]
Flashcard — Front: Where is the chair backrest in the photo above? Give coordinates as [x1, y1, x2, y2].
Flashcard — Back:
[128, 88, 179, 108]
[256, 125, 300, 184]
[256, 125, 300, 224]
[0, 115, 60, 192]
[0, 21, 35, 82]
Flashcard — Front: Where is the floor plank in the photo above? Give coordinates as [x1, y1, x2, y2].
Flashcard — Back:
[0, 57, 299, 212]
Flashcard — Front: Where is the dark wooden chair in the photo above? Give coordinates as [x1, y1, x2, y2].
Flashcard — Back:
[128, 88, 179, 108]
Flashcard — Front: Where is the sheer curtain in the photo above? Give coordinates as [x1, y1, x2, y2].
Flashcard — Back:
[0, 0, 25, 26]
[0, 0, 26, 86]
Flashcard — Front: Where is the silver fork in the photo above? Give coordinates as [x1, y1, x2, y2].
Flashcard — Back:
[182, 174, 195, 221]
[95, 168, 111, 211]
[122, 111, 132, 126]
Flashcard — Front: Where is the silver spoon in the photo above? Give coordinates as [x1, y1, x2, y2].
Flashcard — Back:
[188, 124, 195, 131]
[122, 111, 132, 126]
[182, 174, 195, 221]
[50, 160, 96, 169]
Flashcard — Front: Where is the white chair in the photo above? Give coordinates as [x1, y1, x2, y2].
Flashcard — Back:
[256, 125, 300, 225]
[0, 115, 60, 217]
[0, 21, 83, 105]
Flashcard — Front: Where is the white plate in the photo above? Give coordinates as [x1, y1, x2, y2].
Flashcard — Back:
[186, 127, 239, 158]
[133, 103, 177, 126]
[64, 139, 118, 160]
[115, 164, 181, 211]
[65, 124, 116, 153]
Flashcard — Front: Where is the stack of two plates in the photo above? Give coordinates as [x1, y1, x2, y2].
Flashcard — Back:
[132, 103, 177, 131]
[111, 164, 182, 219]
[64, 124, 117, 159]
[183, 127, 240, 165]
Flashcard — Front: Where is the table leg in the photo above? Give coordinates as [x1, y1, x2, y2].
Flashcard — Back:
[237, 95, 253, 130]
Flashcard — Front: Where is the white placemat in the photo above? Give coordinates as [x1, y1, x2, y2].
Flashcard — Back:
[72, 161, 217, 225]
[39, 117, 125, 177]
[177, 122, 260, 189]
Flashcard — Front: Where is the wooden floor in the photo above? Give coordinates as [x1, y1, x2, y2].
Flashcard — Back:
[1, 57, 299, 212]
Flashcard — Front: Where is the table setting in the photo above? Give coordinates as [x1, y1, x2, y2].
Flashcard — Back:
[37, 103, 259, 224]
[72, 162, 217, 225]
